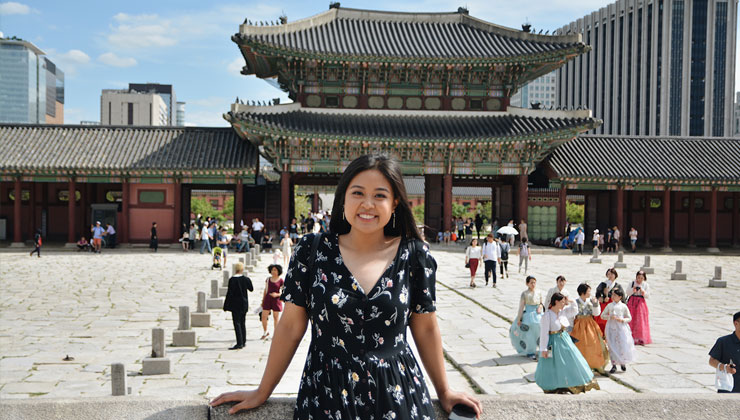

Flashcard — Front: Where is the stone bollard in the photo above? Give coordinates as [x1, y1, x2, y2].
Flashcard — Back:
[191, 291, 211, 327]
[207, 280, 224, 309]
[172, 306, 196, 346]
[613, 251, 627, 268]
[222, 269, 231, 287]
[255, 244, 261, 254]
[111, 363, 130, 396]
[640, 256, 655, 274]
[708, 266, 726, 288]
[589, 247, 602, 264]
[671, 260, 687, 280]
[238, 256, 245, 264]
[142, 328, 171, 375]
[250, 248, 257, 262]
[245, 253, 254, 270]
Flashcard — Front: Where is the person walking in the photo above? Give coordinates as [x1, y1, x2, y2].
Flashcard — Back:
[612, 226, 621, 252]
[518, 238, 531, 274]
[223, 262, 254, 350]
[217, 227, 230, 266]
[474, 214, 483, 239]
[289, 218, 299, 243]
[91, 221, 105, 253]
[626, 270, 652, 345]
[545, 275, 575, 331]
[535, 292, 599, 393]
[575, 228, 585, 255]
[149, 222, 158, 252]
[210, 154, 481, 418]
[465, 238, 482, 288]
[519, 219, 528, 244]
[499, 238, 510, 280]
[481, 234, 500, 287]
[189, 223, 197, 250]
[456, 217, 465, 242]
[29, 229, 42, 258]
[601, 287, 636, 373]
[252, 218, 264, 247]
[105, 223, 116, 248]
[200, 221, 213, 254]
[594, 268, 622, 335]
[571, 283, 608, 371]
[708, 311, 740, 393]
[280, 232, 292, 268]
[260, 264, 284, 340]
[629, 227, 638, 252]
[509, 275, 543, 359]
[591, 229, 600, 250]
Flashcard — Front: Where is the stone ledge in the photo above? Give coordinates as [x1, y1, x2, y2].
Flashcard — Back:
[2, 394, 739, 420]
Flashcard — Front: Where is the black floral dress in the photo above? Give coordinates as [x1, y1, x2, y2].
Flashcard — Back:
[280, 233, 438, 420]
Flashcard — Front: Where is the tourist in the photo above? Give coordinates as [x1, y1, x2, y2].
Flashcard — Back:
[611, 226, 621, 252]
[209, 221, 218, 250]
[437, 230, 444, 243]
[506, 219, 515, 247]
[76, 236, 91, 252]
[188, 223, 197, 250]
[200, 221, 213, 254]
[535, 292, 599, 393]
[592, 229, 600, 250]
[29, 229, 42, 258]
[626, 270, 651, 345]
[210, 154, 481, 417]
[289, 218, 299, 242]
[492, 218, 499, 240]
[594, 268, 621, 335]
[260, 264, 284, 340]
[223, 262, 254, 350]
[601, 287, 636, 373]
[545, 276, 575, 331]
[106, 223, 116, 248]
[629, 227, 638, 252]
[443, 229, 451, 245]
[518, 238, 531, 274]
[280, 232, 292, 267]
[465, 238, 482, 288]
[605, 227, 613, 253]
[149, 222, 158, 252]
[509, 275, 544, 359]
[237, 228, 252, 253]
[456, 217, 465, 241]
[464, 218, 473, 241]
[260, 230, 273, 250]
[519, 218, 528, 243]
[271, 249, 283, 265]
[474, 213, 483, 239]
[571, 283, 608, 371]
[575, 228, 585, 255]
[179, 229, 190, 251]
[91, 221, 105, 253]
[708, 311, 740, 393]
[481, 234, 500, 287]
[217, 227, 230, 266]
[498, 237, 510, 279]
[553, 235, 562, 248]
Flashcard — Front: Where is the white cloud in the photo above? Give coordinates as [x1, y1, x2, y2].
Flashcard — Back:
[98, 52, 137, 67]
[227, 57, 244, 76]
[0, 1, 30, 15]
[107, 13, 176, 49]
[59, 49, 91, 64]
[46, 48, 91, 77]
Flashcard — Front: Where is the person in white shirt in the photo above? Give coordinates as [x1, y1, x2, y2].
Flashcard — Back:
[252, 218, 265, 247]
[105, 224, 116, 248]
[575, 229, 585, 255]
[200, 222, 213, 254]
[601, 287, 637, 373]
[481, 234, 501, 287]
[629, 227, 638, 252]
[535, 292, 599, 394]
[518, 238, 532, 274]
[591, 229, 600, 249]
[464, 238, 482, 288]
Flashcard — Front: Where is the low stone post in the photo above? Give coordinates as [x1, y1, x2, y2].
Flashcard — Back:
[191, 291, 212, 327]
[250, 248, 257, 262]
[111, 363, 129, 396]
[671, 260, 687, 280]
[238, 256, 245, 264]
[614, 251, 627, 268]
[640, 256, 654, 274]
[708, 266, 726, 288]
[142, 328, 171, 375]
[172, 306, 196, 346]
[222, 270, 231, 287]
[207, 279, 224, 309]
[589, 247, 602, 264]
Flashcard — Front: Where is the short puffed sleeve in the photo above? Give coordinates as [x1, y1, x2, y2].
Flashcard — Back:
[409, 239, 437, 314]
[280, 234, 315, 309]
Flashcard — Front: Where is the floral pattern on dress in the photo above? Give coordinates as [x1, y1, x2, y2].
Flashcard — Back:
[281, 233, 438, 419]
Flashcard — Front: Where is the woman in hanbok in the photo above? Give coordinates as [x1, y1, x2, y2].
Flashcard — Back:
[601, 287, 637, 373]
[535, 292, 599, 394]
[570, 283, 608, 371]
[626, 270, 651, 345]
[509, 275, 543, 360]
[594, 268, 621, 335]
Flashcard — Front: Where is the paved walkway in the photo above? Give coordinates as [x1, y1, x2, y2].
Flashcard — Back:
[0, 244, 737, 400]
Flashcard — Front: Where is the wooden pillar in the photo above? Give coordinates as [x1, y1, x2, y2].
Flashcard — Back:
[643, 191, 651, 247]
[442, 174, 452, 232]
[557, 184, 567, 236]
[281, 170, 291, 228]
[616, 185, 624, 247]
[708, 187, 719, 252]
[491, 186, 497, 226]
[121, 178, 129, 243]
[29, 183, 36, 236]
[312, 188, 319, 213]
[661, 186, 671, 251]
[515, 174, 528, 225]
[67, 177, 76, 244]
[733, 192, 739, 247]
[13, 177, 22, 244]
[235, 178, 243, 231]
[173, 179, 182, 242]
[687, 192, 696, 247]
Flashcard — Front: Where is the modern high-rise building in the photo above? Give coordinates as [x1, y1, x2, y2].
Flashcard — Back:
[734, 92, 740, 136]
[0, 37, 64, 124]
[556, 0, 737, 137]
[128, 83, 177, 126]
[176, 101, 186, 126]
[510, 72, 558, 109]
[100, 89, 168, 126]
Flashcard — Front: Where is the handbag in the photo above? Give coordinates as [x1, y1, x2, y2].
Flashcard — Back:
[465, 261, 470, 268]
[715, 364, 734, 392]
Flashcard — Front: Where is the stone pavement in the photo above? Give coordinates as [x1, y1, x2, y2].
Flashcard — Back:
[0, 243, 738, 401]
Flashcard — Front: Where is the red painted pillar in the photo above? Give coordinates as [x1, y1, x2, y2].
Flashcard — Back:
[616, 185, 624, 248]
[67, 178, 76, 244]
[688, 192, 696, 247]
[281, 170, 291, 228]
[709, 187, 718, 251]
[312, 188, 319, 213]
[235, 178, 243, 231]
[643, 191, 650, 247]
[13, 177, 22, 243]
[442, 174, 452, 232]
[173, 179, 182, 242]
[516, 174, 528, 225]
[557, 184, 567, 236]
[121, 179, 129, 244]
[662, 186, 671, 251]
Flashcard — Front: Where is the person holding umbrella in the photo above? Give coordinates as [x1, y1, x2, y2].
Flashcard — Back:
[496, 225, 518, 280]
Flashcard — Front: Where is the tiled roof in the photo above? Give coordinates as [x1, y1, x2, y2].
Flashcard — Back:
[0, 125, 257, 174]
[404, 177, 490, 198]
[235, 8, 585, 62]
[229, 104, 599, 141]
[548, 135, 740, 184]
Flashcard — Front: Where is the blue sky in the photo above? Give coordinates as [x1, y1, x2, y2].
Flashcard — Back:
[1, 1, 736, 126]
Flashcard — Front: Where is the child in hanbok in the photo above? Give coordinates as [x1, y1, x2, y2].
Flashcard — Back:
[535, 292, 599, 393]
[509, 276, 543, 359]
[594, 268, 621, 335]
[601, 287, 637, 373]
[570, 283, 608, 371]
[626, 270, 651, 345]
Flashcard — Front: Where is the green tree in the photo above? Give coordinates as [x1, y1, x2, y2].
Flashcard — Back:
[221, 196, 234, 220]
[191, 197, 216, 220]
[476, 201, 492, 224]
[412, 204, 425, 225]
[294, 186, 312, 220]
[566, 202, 584, 224]
[452, 202, 474, 219]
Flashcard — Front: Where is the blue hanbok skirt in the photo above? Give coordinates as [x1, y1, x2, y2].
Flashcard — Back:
[509, 304, 541, 356]
[534, 330, 599, 393]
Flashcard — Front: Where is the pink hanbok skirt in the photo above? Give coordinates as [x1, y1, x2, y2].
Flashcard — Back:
[626, 295, 651, 345]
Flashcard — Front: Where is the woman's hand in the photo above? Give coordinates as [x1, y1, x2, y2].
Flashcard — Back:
[438, 388, 482, 418]
[517, 319, 522, 326]
[270, 292, 280, 298]
[209, 389, 268, 415]
[541, 350, 549, 358]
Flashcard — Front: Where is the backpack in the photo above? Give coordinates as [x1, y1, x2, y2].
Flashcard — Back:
[500, 243, 509, 260]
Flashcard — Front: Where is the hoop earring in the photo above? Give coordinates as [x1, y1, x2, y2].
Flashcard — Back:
[392, 212, 396, 229]
[343, 207, 345, 221]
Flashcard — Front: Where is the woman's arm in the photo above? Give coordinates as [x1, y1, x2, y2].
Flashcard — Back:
[210, 302, 308, 414]
[539, 311, 550, 357]
[410, 312, 481, 416]
[600, 303, 611, 320]
[515, 295, 525, 324]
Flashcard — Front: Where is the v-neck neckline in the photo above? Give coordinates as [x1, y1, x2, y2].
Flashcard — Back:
[336, 233, 405, 298]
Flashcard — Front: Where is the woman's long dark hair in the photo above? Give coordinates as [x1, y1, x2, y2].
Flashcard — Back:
[329, 154, 421, 241]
